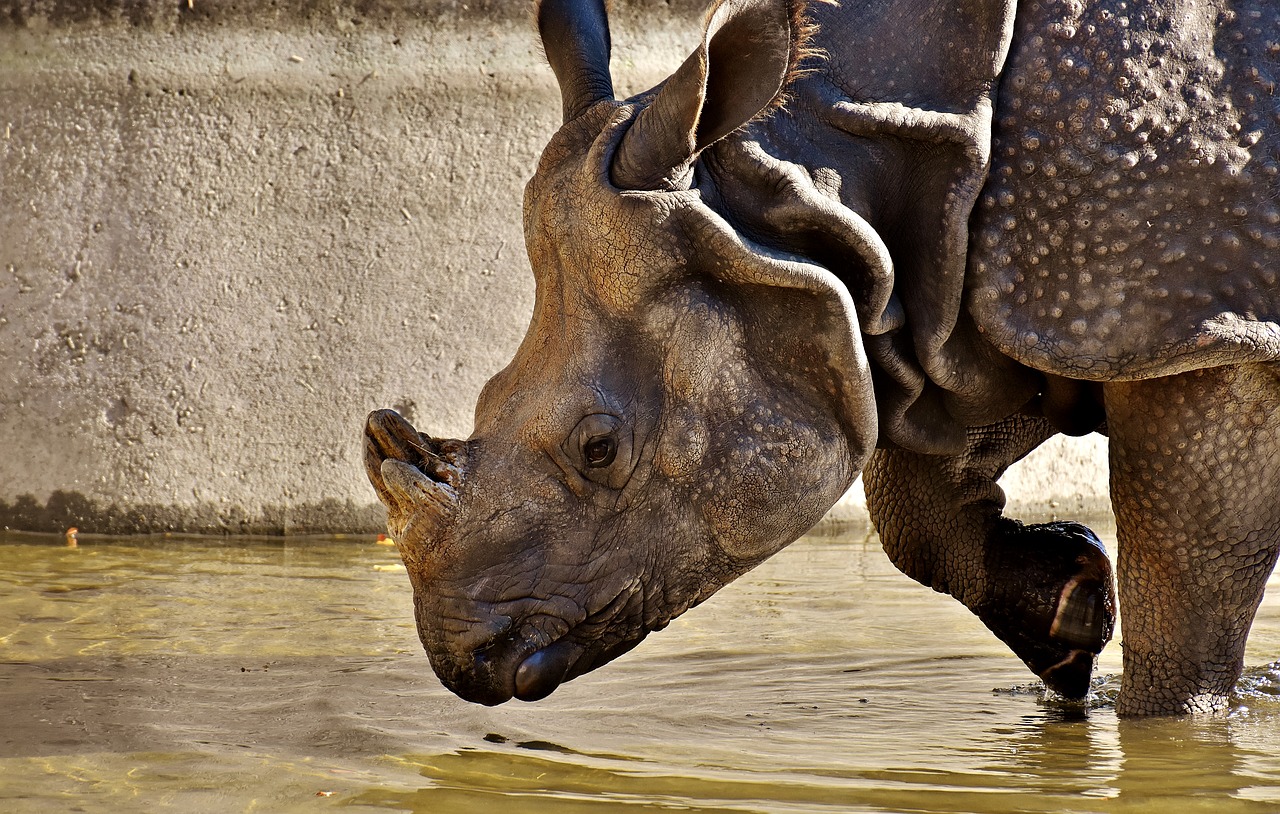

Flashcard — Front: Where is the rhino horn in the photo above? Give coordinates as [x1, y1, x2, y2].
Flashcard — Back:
[537, 0, 615, 124]
[611, 0, 796, 190]
[364, 410, 466, 555]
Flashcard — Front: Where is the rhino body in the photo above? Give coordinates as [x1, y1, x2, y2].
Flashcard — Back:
[366, 0, 1280, 716]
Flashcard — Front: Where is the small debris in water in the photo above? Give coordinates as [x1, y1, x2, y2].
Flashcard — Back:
[515, 739, 579, 754]
[315, 790, 334, 797]
[375, 534, 396, 546]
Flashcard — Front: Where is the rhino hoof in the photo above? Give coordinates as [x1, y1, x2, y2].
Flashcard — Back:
[978, 520, 1116, 699]
[1050, 572, 1109, 650]
[1037, 648, 1097, 700]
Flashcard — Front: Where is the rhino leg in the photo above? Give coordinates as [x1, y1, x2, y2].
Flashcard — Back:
[865, 413, 1115, 699]
[1105, 363, 1280, 716]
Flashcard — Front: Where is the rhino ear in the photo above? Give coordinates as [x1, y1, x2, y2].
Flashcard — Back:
[537, 0, 615, 123]
[685, 208, 881, 483]
[611, 0, 796, 190]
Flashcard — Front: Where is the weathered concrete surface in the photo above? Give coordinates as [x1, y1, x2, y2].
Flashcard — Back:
[0, 0, 1110, 534]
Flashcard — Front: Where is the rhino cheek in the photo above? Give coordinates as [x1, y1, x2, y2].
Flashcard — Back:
[655, 413, 710, 479]
[700, 415, 847, 562]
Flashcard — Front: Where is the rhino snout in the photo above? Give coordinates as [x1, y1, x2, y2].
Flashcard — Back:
[437, 631, 643, 705]
[423, 581, 651, 704]
[424, 616, 570, 706]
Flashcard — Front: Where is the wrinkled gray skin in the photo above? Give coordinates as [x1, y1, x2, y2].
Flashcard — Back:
[365, 0, 1280, 716]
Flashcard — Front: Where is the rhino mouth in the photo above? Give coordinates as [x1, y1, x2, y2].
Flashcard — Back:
[512, 639, 580, 701]
[436, 587, 652, 705]
[512, 635, 645, 701]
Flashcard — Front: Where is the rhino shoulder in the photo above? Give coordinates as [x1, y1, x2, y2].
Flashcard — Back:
[967, 0, 1280, 380]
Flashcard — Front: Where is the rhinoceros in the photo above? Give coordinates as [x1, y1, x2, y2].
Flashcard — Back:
[364, 0, 1280, 716]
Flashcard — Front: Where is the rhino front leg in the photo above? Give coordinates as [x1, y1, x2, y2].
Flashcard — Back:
[1105, 363, 1280, 716]
[865, 413, 1116, 698]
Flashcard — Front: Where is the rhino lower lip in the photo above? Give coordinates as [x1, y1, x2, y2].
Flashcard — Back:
[514, 639, 580, 702]
[509, 591, 652, 701]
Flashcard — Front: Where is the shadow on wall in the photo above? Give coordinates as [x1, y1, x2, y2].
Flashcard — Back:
[0, 490, 387, 536]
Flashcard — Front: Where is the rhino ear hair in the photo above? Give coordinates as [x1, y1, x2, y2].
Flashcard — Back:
[611, 0, 796, 190]
[537, 0, 615, 123]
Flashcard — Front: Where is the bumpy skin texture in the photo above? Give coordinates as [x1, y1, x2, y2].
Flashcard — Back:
[1105, 364, 1280, 715]
[865, 414, 1116, 699]
[364, 0, 1280, 716]
[971, 0, 1280, 378]
[860, 0, 1280, 713]
[710, 0, 1039, 455]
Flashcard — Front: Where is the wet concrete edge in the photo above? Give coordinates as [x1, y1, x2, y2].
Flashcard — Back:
[0, 490, 387, 535]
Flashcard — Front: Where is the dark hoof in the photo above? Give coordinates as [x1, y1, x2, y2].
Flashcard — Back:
[1050, 570, 1109, 650]
[977, 520, 1116, 699]
[1038, 649, 1097, 700]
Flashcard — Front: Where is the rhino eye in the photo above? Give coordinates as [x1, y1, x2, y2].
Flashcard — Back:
[567, 413, 630, 485]
[583, 435, 617, 467]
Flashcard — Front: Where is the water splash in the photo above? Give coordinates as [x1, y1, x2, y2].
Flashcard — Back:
[1233, 661, 1280, 705]
[992, 672, 1122, 712]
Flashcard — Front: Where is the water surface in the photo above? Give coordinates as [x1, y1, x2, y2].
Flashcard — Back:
[3, 522, 1280, 812]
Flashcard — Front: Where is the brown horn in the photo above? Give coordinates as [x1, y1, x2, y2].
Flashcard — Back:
[364, 410, 467, 555]
[380, 459, 459, 520]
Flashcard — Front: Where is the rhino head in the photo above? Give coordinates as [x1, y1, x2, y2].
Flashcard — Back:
[364, 0, 877, 705]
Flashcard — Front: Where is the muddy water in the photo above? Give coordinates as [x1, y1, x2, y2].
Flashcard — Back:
[3, 523, 1280, 813]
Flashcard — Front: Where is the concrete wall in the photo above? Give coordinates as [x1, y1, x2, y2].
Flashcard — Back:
[0, 0, 1110, 535]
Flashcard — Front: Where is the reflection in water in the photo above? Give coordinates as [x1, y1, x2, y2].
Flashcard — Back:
[1, 528, 1279, 812]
